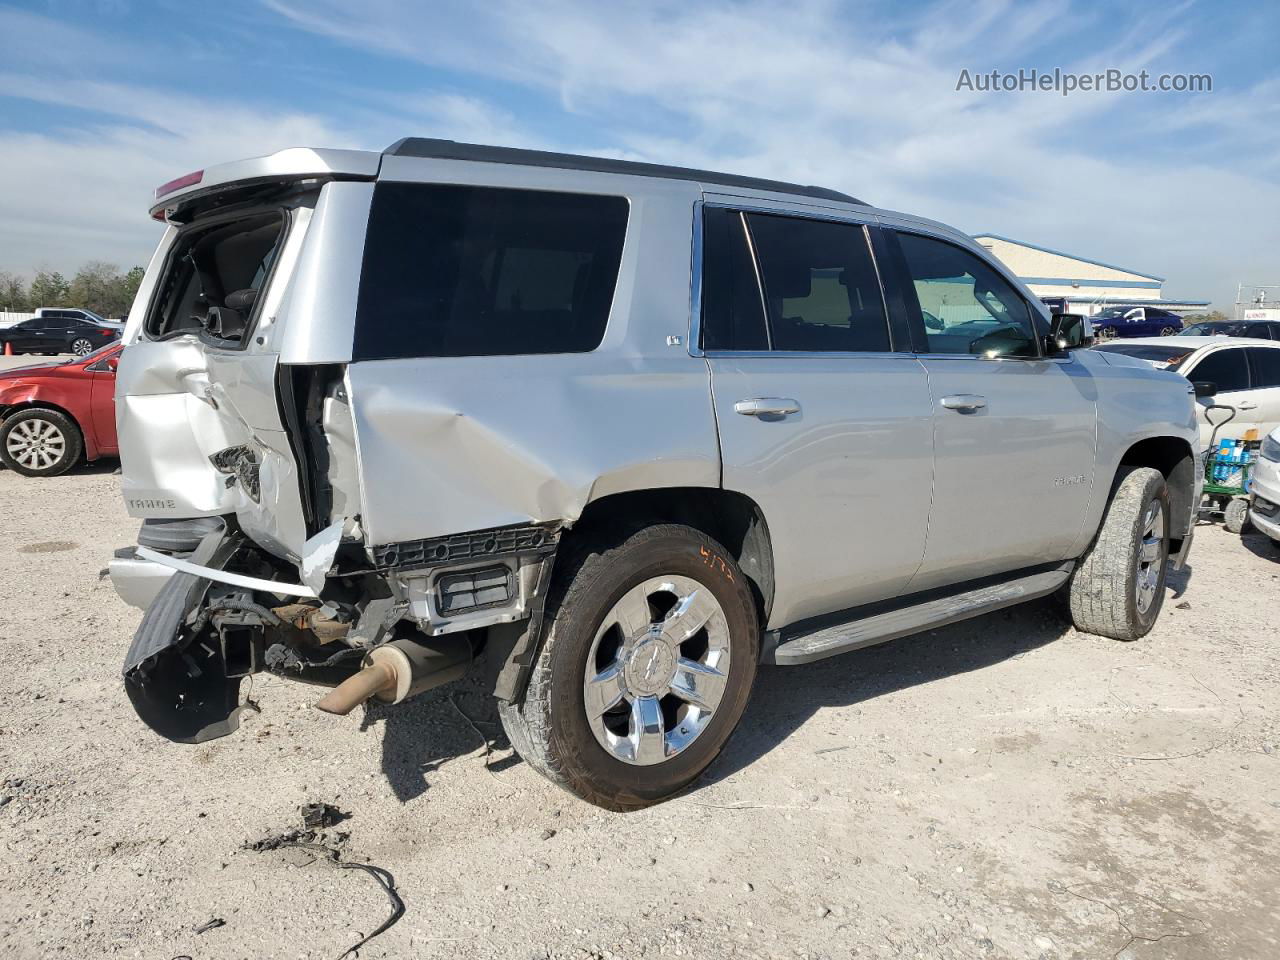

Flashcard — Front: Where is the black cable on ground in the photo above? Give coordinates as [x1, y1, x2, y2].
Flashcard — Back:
[264, 841, 406, 960]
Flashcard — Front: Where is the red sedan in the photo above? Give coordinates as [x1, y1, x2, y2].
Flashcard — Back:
[0, 343, 120, 477]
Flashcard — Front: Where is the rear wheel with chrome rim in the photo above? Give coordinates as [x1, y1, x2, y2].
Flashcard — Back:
[70, 338, 95, 356]
[0, 407, 84, 477]
[499, 524, 759, 810]
[1066, 466, 1170, 640]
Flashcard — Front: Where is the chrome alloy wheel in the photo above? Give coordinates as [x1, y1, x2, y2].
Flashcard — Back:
[583, 575, 731, 766]
[71, 338, 94, 356]
[1135, 498, 1166, 614]
[5, 417, 66, 471]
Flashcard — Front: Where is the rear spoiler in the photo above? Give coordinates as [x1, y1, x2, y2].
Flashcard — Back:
[150, 147, 382, 223]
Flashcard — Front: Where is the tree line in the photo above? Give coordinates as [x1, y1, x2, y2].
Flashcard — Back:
[0, 263, 146, 319]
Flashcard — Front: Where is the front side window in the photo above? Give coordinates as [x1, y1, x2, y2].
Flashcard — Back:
[1185, 348, 1249, 393]
[895, 232, 1039, 358]
[354, 183, 629, 360]
[1247, 347, 1280, 388]
[746, 213, 890, 353]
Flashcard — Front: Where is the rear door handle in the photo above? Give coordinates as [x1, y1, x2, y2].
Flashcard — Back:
[940, 394, 987, 412]
[734, 397, 801, 417]
[1235, 400, 1259, 410]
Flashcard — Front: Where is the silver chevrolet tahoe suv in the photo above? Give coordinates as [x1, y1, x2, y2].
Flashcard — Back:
[110, 140, 1202, 810]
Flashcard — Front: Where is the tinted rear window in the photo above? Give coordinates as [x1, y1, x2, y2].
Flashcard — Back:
[354, 183, 629, 360]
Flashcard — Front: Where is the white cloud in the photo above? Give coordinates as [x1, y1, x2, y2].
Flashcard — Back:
[262, 0, 1277, 308]
[1, 0, 1275, 308]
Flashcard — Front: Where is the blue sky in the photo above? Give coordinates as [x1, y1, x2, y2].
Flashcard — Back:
[1, 0, 1277, 309]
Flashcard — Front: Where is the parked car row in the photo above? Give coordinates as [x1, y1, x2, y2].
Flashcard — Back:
[1050, 305, 1280, 343]
[1183, 319, 1280, 340]
[0, 308, 123, 356]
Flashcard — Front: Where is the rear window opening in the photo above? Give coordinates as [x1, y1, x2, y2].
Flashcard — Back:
[147, 212, 286, 344]
[353, 183, 629, 360]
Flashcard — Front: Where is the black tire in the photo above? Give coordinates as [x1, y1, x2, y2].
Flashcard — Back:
[498, 523, 759, 811]
[1159, 326, 1177, 336]
[0, 408, 83, 477]
[1223, 498, 1249, 535]
[1067, 467, 1170, 640]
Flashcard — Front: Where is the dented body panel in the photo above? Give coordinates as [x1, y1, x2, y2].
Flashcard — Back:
[347, 354, 718, 546]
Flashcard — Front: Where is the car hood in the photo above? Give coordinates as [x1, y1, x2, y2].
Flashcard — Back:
[0, 359, 74, 380]
[1093, 351, 1165, 369]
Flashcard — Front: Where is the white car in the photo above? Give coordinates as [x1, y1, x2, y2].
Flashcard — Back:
[1249, 427, 1280, 545]
[1094, 337, 1280, 446]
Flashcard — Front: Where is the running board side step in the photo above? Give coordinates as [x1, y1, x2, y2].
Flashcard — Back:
[767, 563, 1073, 666]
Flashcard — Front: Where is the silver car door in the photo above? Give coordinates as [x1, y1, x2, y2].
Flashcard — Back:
[883, 226, 1097, 591]
[700, 205, 933, 630]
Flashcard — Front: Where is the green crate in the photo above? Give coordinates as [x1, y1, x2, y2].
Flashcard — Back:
[1203, 450, 1255, 497]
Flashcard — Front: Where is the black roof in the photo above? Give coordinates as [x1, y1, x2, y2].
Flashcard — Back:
[383, 138, 863, 205]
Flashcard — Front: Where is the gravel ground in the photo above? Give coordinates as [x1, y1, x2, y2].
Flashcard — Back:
[0, 459, 1277, 960]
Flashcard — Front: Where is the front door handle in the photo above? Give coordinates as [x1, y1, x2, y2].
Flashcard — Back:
[1235, 400, 1259, 410]
[940, 394, 987, 412]
[734, 397, 801, 418]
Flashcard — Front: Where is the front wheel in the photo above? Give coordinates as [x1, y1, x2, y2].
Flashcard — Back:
[1066, 467, 1170, 640]
[1159, 326, 1177, 336]
[0, 408, 84, 477]
[499, 524, 759, 811]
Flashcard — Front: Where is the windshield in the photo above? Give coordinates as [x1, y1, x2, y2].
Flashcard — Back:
[1183, 322, 1238, 336]
[1094, 342, 1193, 365]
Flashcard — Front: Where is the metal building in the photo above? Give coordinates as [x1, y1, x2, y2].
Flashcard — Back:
[972, 233, 1209, 317]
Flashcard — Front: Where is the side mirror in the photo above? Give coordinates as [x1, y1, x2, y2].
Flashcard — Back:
[1192, 381, 1217, 398]
[1046, 313, 1093, 353]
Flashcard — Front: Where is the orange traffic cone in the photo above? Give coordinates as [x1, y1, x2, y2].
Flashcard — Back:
[3, 341, 11, 356]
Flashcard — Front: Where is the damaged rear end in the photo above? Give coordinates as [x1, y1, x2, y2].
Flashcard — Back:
[111, 148, 641, 742]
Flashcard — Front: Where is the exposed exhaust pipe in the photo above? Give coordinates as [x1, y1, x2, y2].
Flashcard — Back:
[314, 633, 471, 715]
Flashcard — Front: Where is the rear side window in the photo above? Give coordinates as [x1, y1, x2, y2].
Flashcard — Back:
[1247, 347, 1280, 388]
[1186, 348, 1249, 392]
[700, 208, 769, 351]
[747, 213, 889, 353]
[354, 183, 629, 360]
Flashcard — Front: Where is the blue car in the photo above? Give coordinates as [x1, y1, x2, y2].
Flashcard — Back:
[1090, 305, 1184, 339]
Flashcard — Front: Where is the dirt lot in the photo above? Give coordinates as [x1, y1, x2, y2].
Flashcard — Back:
[1, 457, 1278, 960]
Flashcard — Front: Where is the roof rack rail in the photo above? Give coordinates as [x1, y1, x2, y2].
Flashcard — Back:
[383, 138, 864, 205]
